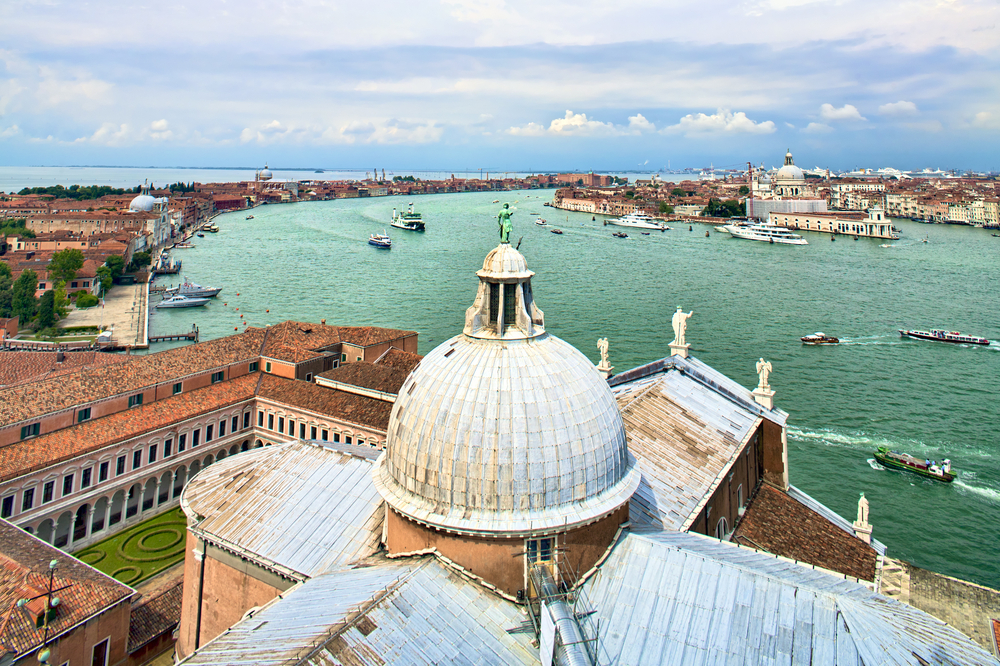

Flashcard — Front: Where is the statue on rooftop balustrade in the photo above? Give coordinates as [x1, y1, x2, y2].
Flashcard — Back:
[497, 203, 515, 243]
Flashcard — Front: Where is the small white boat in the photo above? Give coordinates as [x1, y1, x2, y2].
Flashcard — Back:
[801, 332, 839, 345]
[725, 223, 807, 245]
[535, 218, 547, 226]
[166, 279, 222, 298]
[369, 231, 391, 248]
[156, 294, 210, 308]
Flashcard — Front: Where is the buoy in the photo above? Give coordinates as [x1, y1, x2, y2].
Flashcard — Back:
[234, 327, 238, 331]
[223, 303, 227, 306]
[236, 308, 239, 311]
[236, 293, 240, 296]
[266, 309, 269, 313]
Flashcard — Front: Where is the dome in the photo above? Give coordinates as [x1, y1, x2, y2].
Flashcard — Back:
[373, 244, 640, 536]
[775, 164, 805, 181]
[129, 194, 155, 212]
[258, 164, 273, 181]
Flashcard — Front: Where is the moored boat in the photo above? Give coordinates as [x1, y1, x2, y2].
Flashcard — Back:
[801, 332, 839, 345]
[369, 231, 391, 249]
[390, 203, 426, 231]
[166, 279, 222, 298]
[156, 294, 210, 309]
[725, 223, 808, 245]
[605, 212, 670, 231]
[899, 329, 989, 345]
[873, 446, 954, 482]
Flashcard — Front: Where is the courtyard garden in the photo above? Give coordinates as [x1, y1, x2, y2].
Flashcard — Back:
[74, 507, 187, 586]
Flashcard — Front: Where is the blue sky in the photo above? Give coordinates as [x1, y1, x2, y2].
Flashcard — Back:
[1, 0, 998, 172]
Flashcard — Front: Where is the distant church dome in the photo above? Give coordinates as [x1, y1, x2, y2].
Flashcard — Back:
[129, 182, 156, 212]
[373, 243, 640, 536]
[257, 164, 273, 181]
[774, 149, 805, 182]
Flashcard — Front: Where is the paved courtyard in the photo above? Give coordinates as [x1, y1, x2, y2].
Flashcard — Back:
[61, 281, 147, 348]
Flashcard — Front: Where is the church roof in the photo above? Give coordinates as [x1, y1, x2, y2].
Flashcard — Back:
[180, 440, 384, 579]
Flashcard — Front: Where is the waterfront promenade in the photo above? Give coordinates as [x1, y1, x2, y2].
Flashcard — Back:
[61, 281, 148, 348]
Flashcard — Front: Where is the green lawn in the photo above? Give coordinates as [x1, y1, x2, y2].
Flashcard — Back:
[74, 507, 187, 586]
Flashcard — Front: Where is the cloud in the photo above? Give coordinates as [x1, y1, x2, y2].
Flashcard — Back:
[76, 122, 132, 146]
[819, 103, 866, 122]
[0, 125, 20, 139]
[507, 122, 547, 137]
[878, 100, 918, 116]
[663, 109, 776, 136]
[971, 111, 1000, 130]
[149, 119, 172, 140]
[802, 122, 833, 134]
[628, 113, 655, 132]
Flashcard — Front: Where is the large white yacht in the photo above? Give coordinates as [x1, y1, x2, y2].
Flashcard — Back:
[725, 222, 808, 245]
[605, 212, 670, 230]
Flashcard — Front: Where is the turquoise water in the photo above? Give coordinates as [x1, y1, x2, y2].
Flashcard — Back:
[151, 191, 1000, 588]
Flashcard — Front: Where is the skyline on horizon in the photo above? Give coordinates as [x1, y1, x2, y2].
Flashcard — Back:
[1, 0, 998, 172]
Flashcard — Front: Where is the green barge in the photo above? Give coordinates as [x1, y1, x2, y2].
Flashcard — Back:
[873, 446, 955, 483]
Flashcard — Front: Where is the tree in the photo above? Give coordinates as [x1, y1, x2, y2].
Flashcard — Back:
[95, 266, 113, 295]
[0, 274, 12, 318]
[0, 262, 10, 279]
[130, 251, 151, 269]
[577, 179, 584, 186]
[658, 202, 674, 214]
[48, 248, 85, 284]
[702, 198, 746, 218]
[53, 282, 69, 318]
[12, 269, 38, 324]
[35, 290, 56, 330]
[739, 185, 750, 196]
[105, 255, 125, 279]
[671, 187, 685, 197]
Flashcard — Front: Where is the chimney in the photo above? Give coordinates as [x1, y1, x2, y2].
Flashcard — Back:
[56, 350, 64, 363]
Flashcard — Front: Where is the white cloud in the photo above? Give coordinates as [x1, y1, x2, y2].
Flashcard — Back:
[628, 113, 655, 132]
[819, 103, 866, 122]
[149, 119, 172, 140]
[507, 122, 547, 137]
[150, 119, 169, 131]
[802, 122, 833, 134]
[663, 109, 776, 136]
[0, 125, 20, 139]
[971, 111, 1000, 129]
[878, 100, 918, 116]
[77, 122, 132, 146]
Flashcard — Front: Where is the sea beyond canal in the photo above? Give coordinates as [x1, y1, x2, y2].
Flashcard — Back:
[150, 190, 1000, 589]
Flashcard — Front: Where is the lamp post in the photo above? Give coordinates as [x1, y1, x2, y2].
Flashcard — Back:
[16, 559, 60, 665]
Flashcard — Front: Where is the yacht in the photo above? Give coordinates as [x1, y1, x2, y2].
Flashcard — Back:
[369, 231, 391, 249]
[605, 212, 670, 231]
[166, 279, 222, 298]
[390, 203, 425, 231]
[156, 294, 210, 309]
[725, 223, 808, 245]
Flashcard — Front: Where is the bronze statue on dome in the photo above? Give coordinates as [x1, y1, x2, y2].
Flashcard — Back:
[497, 203, 515, 243]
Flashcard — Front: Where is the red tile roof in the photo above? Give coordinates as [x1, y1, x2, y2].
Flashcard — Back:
[373, 347, 422, 374]
[337, 326, 416, 347]
[0, 351, 127, 388]
[257, 374, 392, 433]
[128, 582, 182, 651]
[0, 373, 259, 483]
[731, 484, 877, 581]
[316, 361, 413, 396]
[0, 519, 134, 660]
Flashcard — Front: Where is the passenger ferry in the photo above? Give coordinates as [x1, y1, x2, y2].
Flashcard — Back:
[605, 212, 670, 231]
[725, 223, 808, 245]
[899, 329, 990, 346]
[390, 203, 425, 231]
[368, 232, 391, 249]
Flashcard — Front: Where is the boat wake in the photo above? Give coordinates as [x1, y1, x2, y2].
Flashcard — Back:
[954, 479, 1000, 505]
[867, 458, 885, 471]
[789, 427, 905, 451]
[836, 334, 901, 346]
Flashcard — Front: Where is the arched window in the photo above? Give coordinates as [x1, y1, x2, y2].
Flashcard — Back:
[715, 517, 729, 540]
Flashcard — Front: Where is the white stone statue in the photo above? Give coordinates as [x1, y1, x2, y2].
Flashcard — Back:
[856, 492, 869, 526]
[671, 307, 693, 346]
[597, 338, 609, 367]
[755, 358, 772, 390]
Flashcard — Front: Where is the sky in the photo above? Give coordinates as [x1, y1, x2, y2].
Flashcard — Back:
[1, 0, 999, 172]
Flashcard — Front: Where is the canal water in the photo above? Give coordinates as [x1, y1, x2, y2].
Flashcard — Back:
[151, 191, 1000, 588]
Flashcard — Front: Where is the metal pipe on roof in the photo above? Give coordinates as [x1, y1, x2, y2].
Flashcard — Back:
[531, 566, 593, 666]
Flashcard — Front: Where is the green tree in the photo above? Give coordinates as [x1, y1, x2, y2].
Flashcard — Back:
[53, 282, 69, 318]
[0, 262, 10, 279]
[36, 290, 56, 330]
[130, 251, 151, 269]
[702, 198, 746, 218]
[577, 179, 584, 186]
[106, 255, 125, 279]
[739, 185, 750, 196]
[671, 187, 685, 197]
[48, 248, 85, 283]
[12, 269, 38, 324]
[0, 274, 12, 318]
[0, 218, 35, 239]
[659, 202, 675, 214]
[95, 266, 113, 295]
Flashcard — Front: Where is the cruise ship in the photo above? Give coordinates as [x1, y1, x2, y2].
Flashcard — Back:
[605, 212, 670, 231]
[725, 222, 808, 245]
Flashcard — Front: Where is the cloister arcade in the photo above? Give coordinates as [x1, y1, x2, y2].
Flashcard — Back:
[25, 439, 263, 551]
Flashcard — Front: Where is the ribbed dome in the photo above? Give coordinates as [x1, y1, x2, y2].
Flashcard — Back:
[372, 243, 639, 536]
[129, 194, 155, 212]
[258, 164, 273, 181]
[775, 164, 805, 181]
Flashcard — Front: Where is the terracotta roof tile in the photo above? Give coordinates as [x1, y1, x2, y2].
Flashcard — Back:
[0, 351, 127, 388]
[316, 362, 412, 396]
[0, 519, 133, 659]
[337, 326, 416, 347]
[0, 329, 267, 428]
[374, 347, 423, 374]
[732, 484, 877, 581]
[127, 582, 182, 651]
[0, 373, 259, 483]
[261, 322, 341, 362]
[257, 374, 392, 433]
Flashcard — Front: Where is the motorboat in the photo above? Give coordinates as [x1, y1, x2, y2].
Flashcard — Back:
[369, 231, 392, 248]
[725, 223, 808, 245]
[899, 329, 989, 345]
[641, 232, 650, 236]
[550, 228, 563, 235]
[535, 218, 548, 226]
[166, 279, 223, 298]
[173, 243, 195, 249]
[873, 446, 954, 482]
[605, 212, 669, 231]
[612, 231, 628, 238]
[246, 215, 254, 220]
[391, 203, 426, 231]
[801, 332, 839, 345]
[196, 233, 205, 238]
[156, 294, 210, 309]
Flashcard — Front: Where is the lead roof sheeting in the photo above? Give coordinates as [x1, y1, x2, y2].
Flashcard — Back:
[184, 441, 383, 577]
[584, 530, 999, 666]
[616, 368, 759, 530]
